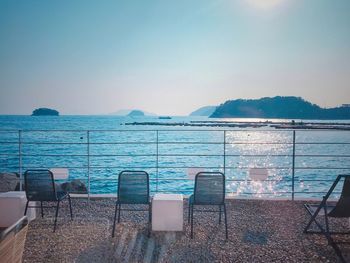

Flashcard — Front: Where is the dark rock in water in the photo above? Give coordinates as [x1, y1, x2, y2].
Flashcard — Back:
[0, 172, 20, 192]
[60, 179, 88, 194]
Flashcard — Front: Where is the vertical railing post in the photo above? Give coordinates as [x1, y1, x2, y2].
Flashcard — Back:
[87, 131, 90, 202]
[223, 130, 226, 175]
[156, 130, 159, 192]
[18, 130, 22, 191]
[292, 130, 296, 201]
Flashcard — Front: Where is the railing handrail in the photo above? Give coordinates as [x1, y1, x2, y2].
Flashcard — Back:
[0, 129, 349, 200]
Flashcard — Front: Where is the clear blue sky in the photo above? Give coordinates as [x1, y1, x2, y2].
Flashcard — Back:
[1, 0, 349, 115]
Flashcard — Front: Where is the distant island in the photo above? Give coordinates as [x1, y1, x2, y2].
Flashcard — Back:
[190, 106, 217, 116]
[32, 108, 59, 116]
[127, 110, 145, 117]
[110, 109, 157, 116]
[210, 96, 350, 120]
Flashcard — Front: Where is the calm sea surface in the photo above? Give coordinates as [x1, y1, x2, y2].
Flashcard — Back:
[0, 115, 349, 198]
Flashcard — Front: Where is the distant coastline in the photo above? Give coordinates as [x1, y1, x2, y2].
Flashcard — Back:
[124, 119, 350, 130]
[210, 96, 350, 120]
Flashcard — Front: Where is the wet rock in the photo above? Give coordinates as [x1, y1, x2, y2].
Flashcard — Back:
[60, 179, 88, 194]
[0, 172, 20, 192]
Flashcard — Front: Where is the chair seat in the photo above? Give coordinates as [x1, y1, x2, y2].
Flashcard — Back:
[189, 194, 224, 205]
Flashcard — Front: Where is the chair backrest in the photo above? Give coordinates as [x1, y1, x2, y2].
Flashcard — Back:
[24, 170, 57, 201]
[117, 170, 149, 204]
[328, 175, 350, 218]
[194, 172, 225, 205]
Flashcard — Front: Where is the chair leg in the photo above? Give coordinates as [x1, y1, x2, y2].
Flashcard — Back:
[148, 203, 152, 223]
[40, 201, 44, 218]
[117, 203, 121, 223]
[53, 201, 60, 232]
[112, 202, 118, 237]
[148, 203, 152, 238]
[223, 203, 228, 240]
[190, 204, 194, 239]
[322, 209, 346, 263]
[324, 207, 331, 244]
[188, 203, 191, 223]
[219, 205, 222, 224]
[68, 194, 73, 220]
[24, 201, 29, 216]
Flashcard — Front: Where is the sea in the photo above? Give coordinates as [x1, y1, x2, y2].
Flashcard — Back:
[0, 115, 349, 199]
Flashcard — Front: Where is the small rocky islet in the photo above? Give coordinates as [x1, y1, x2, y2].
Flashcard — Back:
[31, 108, 59, 116]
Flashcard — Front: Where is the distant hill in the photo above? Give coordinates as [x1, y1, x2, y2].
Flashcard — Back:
[32, 108, 59, 116]
[210, 96, 350, 120]
[110, 109, 157, 116]
[190, 106, 217, 116]
[127, 110, 145, 117]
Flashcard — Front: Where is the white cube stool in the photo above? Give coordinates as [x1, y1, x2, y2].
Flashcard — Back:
[152, 193, 183, 231]
[0, 191, 36, 227]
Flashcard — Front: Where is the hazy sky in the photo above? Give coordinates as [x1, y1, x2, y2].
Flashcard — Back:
[1, 0, 350, 115]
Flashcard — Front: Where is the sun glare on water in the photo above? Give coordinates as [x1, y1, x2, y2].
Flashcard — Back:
[245, 0, 286, 10]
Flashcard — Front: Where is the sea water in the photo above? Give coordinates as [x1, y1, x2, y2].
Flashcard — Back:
[0, 115, 349, 198]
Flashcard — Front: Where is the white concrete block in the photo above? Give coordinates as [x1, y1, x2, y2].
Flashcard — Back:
[152, 194, 183, 231]
[0, 191, 36, 227]
[50, 168, 69, 180]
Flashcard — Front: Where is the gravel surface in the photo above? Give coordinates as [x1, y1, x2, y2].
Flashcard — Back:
[22, 198, 350, 263]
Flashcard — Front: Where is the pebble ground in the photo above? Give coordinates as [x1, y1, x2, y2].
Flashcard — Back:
[23, 198, 350, 262]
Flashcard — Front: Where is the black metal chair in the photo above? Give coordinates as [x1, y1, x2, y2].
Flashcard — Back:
[112, 170, 151, 237]
[304, 174, 350, 263]
[188, 171, 228, 239]
[24, 169, 73, 232]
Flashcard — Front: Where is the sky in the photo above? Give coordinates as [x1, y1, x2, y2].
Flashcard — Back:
[0, 0, 350, 115]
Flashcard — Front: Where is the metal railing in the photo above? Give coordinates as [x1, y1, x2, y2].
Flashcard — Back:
[0, 129, 349, 199]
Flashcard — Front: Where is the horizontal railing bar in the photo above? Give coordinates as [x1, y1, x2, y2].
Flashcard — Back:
[294, 167, 350, 170]
[0, 129, 298, 132]
[295, 142, 350, 145]
[228, 191, 292, 195]
[298, 179, 340, 181]
[1, 128, 349, 132]
[2, 177, 341, 183]
[84, 178, 287, 182]
[10, 166, 350, 170]
[295, 155, 350, 158]
[3, 153, 350, 158]
[8, 177, 343, 182]
[17, 142, 88, 145]
[293, 191, 342, 194]
[2, 154, 294, 157]
[3, 141, 349, 145]
[226, 167, 350, 170]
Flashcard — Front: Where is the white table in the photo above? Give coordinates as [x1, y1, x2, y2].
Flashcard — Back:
[0, 191, 36, 227]
[152, 193, 183, 231]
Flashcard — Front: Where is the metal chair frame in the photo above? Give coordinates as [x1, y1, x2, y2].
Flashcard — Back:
[24, 169, 73, 232]
[304, 174, 350, 263]
[112, 170, 151, 237]
[188, 171, 228, 239]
